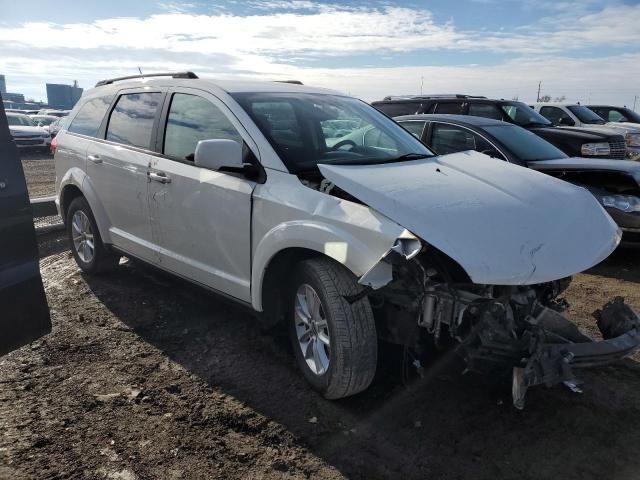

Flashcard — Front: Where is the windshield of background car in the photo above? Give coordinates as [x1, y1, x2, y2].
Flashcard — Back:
[567, 105, 605, 124]
[500, 102, 552, 127]
[32, 116, 55, 126]
[484, 124, 568, 161]
[7, 115, 35, 127]
[231, 92, 434, 173]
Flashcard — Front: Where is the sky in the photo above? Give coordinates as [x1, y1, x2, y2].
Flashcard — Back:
[0, 0, 639, 107]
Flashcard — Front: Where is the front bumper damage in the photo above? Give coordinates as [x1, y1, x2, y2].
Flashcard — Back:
[462, 296, 640, 409]
[357, 238, 640, 409]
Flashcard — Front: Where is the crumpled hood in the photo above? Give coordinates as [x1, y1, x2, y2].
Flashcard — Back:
[319, 151, 620, 285]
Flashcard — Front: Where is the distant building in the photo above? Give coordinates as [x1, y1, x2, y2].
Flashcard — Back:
[0, 75, 6, 95]
[46, 81, 83, 109]
[4, 92, 25, 103]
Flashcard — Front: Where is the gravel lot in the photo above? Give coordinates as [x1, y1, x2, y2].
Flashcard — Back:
[1, 228, 639, 479]
[20, 150, 56, 198]
[4, 149, 640, 479]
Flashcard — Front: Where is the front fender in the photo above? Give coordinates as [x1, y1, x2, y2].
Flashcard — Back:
[251, 220, 399, 311]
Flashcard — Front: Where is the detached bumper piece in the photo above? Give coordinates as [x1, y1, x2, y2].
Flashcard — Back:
[461, 297, 640, 409]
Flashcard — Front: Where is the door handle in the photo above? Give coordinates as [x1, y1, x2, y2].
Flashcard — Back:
[148, 171, 171, 184]
[88, 154, 102, 164]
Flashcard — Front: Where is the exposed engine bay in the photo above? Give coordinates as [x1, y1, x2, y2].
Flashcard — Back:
[359, 240, 640, 409]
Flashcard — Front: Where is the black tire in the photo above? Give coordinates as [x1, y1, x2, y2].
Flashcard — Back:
[66, 196, 120, 274]
[289, 257, 377, 399]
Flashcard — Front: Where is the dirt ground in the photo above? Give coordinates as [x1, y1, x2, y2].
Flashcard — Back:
[1, 228, 640, 480]
[20, 150, 55, 198]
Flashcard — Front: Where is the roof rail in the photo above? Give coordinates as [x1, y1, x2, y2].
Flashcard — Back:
[274, 80, 304, 85]
[95, 71, 198, 87]
[382, 94, 487, 101]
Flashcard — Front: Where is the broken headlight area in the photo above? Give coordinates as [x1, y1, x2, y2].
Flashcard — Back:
[357, 244, 640, 409]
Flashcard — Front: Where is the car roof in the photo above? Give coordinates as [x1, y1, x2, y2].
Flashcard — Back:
[83, 77, 341, 100]
[394, 114, 510, 127]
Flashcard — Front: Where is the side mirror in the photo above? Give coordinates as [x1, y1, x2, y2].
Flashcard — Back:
[195, 139, 243, 171]
[194, 139, 262, 181]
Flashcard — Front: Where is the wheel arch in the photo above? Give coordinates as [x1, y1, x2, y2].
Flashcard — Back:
[252, 220, 396, 314]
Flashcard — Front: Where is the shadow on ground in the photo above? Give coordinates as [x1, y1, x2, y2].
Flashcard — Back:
[78, 253, 640, 480]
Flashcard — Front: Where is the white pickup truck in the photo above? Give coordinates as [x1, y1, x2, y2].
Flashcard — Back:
[532, 103, 640, 160]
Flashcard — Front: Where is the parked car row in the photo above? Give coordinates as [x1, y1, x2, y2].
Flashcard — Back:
[372, 95, 639, 160]
[52, 72, 640, 409]
[6, 112, 52, 152]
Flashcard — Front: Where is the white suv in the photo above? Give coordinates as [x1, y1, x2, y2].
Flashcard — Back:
[55, 72, 638, 407]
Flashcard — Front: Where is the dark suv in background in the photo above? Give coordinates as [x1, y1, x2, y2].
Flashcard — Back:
[587, 105, 640, 124]
[372, 95, 627, 160]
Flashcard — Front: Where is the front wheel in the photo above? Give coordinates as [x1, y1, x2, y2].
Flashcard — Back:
[289, 258, 378, 399]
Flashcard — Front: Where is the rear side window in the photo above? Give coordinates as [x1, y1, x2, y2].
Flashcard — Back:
[164, 93, 242, 161]
[106, 92, 162, 149]
[67, 96, 113, 137]
[434, 102, 464, 114]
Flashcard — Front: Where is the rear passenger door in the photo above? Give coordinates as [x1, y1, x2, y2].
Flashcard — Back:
[86, 89, 165, 262]
[147, 88, 256, 302]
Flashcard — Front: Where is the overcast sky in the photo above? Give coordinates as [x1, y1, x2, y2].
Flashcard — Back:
[1, 0, 639, 107]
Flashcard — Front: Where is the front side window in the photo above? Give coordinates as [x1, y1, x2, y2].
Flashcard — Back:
[500, 102, 551, 127]
[606, 109, 625, 122]
[68, 96, 113, 137]
[430, 124, 485, 155]
[232, 93, 433, 173]
[434, 102, 464, 114]
[164, 93, 242, 161]
[539, 106, 573, 126]
[106, 92, 162, 149]
[372, 102, 422, 117]
[469, 103, 503, 120]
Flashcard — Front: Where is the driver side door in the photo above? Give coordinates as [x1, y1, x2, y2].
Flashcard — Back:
[147, 88, 258, 302]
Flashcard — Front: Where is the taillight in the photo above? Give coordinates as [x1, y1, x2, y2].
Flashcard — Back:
[50, 136, 57, 155]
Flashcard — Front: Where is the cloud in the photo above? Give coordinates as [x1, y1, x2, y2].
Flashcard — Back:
[0, 3, 637, 104]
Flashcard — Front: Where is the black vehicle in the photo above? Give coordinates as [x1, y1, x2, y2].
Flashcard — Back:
[394, 114, 640, 242]
[0, 101, 51, 356]
[587, 105, 640, 124]
[372, 95, 627, 160]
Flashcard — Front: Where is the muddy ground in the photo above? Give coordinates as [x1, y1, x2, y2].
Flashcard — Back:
[1, 227, 640, 479]
[20, 150, 55, 198]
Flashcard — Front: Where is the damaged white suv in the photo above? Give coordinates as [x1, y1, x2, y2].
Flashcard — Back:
[55, 73, 640, 407]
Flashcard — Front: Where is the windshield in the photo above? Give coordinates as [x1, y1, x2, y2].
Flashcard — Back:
[484, 124, 567, 161]
[500, 102, 552, 127]
[232, 92, 434, 173]
[7, 114, 35, 126]
[567, 105, 605, 124]
[31, 116, 56, 126]
[620, 108, 640, 122]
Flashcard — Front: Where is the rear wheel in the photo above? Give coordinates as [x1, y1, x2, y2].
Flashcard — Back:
[66, 196, 120, 274]
[289, 258, 377, 399]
